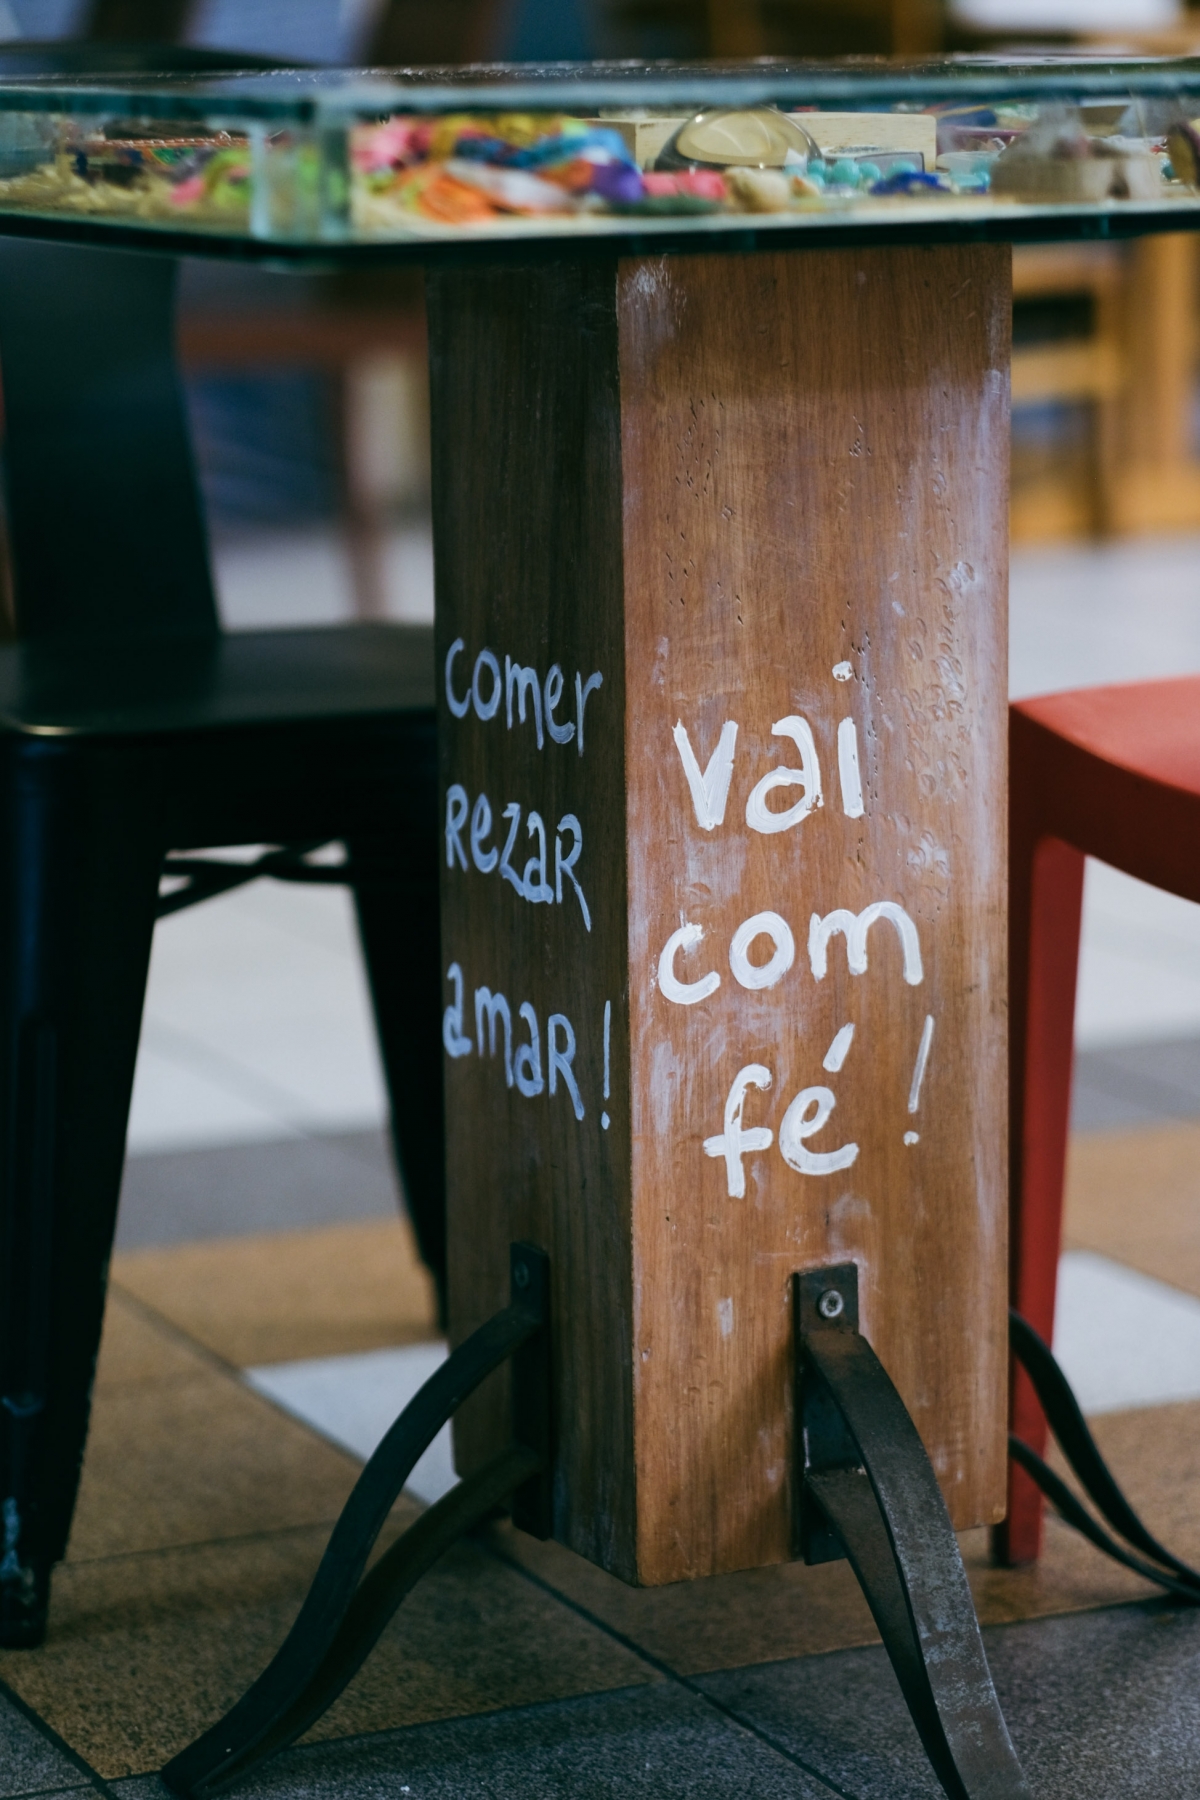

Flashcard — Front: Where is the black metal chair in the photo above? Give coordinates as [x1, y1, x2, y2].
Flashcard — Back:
[0, 234, 442, 1648]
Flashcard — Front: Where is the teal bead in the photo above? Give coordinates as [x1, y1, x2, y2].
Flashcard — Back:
[806, 163, 826, 185]
[859, 161, 881, 185]
[831, 157, 859, 186]
[892, 158, 919, 176]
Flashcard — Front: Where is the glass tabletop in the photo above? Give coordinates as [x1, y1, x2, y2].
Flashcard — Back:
[2, 57, 1200, 258]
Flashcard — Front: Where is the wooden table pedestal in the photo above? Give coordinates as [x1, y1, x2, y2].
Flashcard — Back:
[430, 242, 1012, 1588]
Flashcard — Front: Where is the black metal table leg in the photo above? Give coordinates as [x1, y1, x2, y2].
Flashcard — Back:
[162, 1242, 552, 1800]
[795, 1265, 1031, 1800]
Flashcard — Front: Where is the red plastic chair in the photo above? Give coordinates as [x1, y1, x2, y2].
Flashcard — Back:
[999, 674, 1200, 1566]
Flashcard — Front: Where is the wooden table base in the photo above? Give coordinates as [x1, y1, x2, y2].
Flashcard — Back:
[429, 242, 1011, 1586]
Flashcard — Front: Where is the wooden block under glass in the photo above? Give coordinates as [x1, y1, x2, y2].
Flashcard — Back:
[428, 243, 1011, 1587]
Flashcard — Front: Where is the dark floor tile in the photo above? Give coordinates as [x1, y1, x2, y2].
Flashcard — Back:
[1073, 1039, 1200, 1132]
[986, 1601, 1200, 1799]
[701, 1637, 941, 1798]
[702, 1599, 1200, 1799]
[111, 1684, 839, 1800]
[116, 1129, 398, 1249]
[0, 1685, 91, 1798]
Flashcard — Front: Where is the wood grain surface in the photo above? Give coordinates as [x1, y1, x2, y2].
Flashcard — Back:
[428, 261, 636, 1578]
[428, 243, 1010, 1587]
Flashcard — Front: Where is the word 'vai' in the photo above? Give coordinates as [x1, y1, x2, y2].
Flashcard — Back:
[445, 639, 603, 754]
[674, 712, 864, 832]
[658, 901, 923, 1005]
[704, 1014, 935, 1198]
[441, 962, 585, 1122]
[446, 786, 591, 932]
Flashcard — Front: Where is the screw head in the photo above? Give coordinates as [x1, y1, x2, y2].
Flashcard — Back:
[817, 1288, 844, 1321]
[513, 1262, 530, 1289]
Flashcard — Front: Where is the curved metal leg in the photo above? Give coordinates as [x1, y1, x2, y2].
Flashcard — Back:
[1009, 1310, 1200, 1603]
[795, 1266, 1031, 1800]
[162, 1243, 551, 1800]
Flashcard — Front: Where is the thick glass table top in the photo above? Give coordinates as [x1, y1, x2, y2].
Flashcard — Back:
[2, 57, 1200, 258]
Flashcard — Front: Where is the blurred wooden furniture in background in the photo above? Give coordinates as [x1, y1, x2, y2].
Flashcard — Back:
[1011, 236, 1200, 542]
[603, 0, 941, 54]
[178, 272, 429, 620]
[1010, 244, 1125, 541]
[1111, 235, 1200, 533]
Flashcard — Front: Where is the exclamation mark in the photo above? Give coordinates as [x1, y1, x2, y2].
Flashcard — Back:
[602, 1000, 611, 1131]
[837, 719, 865, 819]
[905, 1014, 934, 1146]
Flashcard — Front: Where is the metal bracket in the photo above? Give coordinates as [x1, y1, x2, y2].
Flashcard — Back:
[796, 1263, 1031, 1800]
[162, 1243, 552, 1800]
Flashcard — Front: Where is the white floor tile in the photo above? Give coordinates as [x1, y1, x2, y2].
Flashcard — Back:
[213, 522, 435, 633]
[130, 880, 387, 1154]
[246, 1342, 456, 1505]
[1054, 1250, 1200, 1414]
[126, 1041, 303, 1155]
[1009, 534, 1200, 702]
[380, 527, 435, 624]
[214, 529, 358, 630]
[1076, 862, 1200, 1050]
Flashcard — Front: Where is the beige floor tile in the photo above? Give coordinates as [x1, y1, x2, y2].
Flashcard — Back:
[488, 1397, 1200, 1676]
[0, 1525, 654, 1778]
[967, 1402, 1200, 1622]
[68, 1365, 362, 1563]
[93, 1290, 212, 1390]
[1065, 1121, 1200, 1297]
[488, 1522, 878, 1674]
[111, 1216, 438, 1368]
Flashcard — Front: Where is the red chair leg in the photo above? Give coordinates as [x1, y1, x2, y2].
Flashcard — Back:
[996, 831, 1085, 1566]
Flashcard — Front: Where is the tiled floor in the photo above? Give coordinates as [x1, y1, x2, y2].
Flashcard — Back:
[5, 528, 1200, 1796]
[4, 1188, 1200, 1794]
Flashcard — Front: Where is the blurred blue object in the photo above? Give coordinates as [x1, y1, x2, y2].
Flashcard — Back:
[185, 370, 341, 537]
[187, 0, 367, 62]
[507, 0, 592, 59]
[3, 0, 86, 33]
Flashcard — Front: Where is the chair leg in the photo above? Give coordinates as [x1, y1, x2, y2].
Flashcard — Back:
[995, 830, 1085, 1567]
[349, 817, 447, 1327]
[0, 740, 162, 1645]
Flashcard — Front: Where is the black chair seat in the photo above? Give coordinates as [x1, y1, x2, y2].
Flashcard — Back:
[0, 623, 434, 738]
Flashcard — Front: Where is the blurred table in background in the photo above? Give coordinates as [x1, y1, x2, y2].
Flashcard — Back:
[178, 266, 428, 620]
